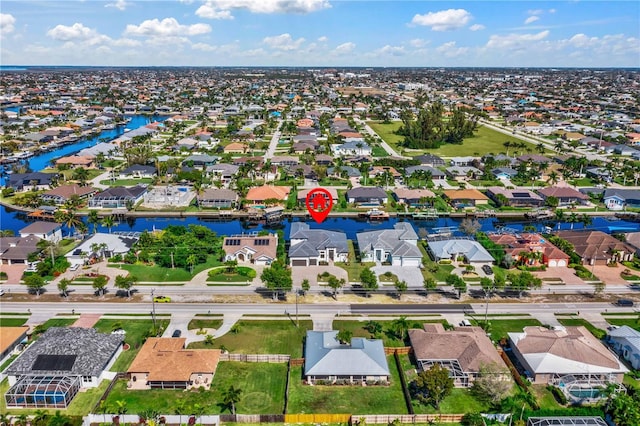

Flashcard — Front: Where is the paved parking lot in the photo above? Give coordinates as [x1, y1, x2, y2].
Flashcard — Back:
[372, 265, 424, 287]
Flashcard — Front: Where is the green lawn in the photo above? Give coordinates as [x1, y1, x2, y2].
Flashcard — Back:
[531, 384, 565, 410]
[32, 318, 77, 336]
[99, 178, 154, 186]
[411, 388, 488, 414]
[419, 243, 455, 282]
[331, 319, 447, 347]
[336, 241, 375, 282]
[112, 255, 221, 282]
[607, 317, 640, 332]
[188, 321, 312, 358]
[0, 317, 28, 327]
[368, 122, 541, 157]
[103, 362, 287, 414]
[0, 354, 18, 372]
[93, 319, 170, 372]
[470, 318, 543, 342]
[556, 317, 606, 339]
[287, 357, 407, 414]
[188, 319, 223, 330]
[207, 267, 254, 283]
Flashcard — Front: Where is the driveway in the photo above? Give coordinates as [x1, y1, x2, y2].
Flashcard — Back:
[534, 266, 586, 285]
[372, 265, 424, 287]
[0, 263, 26, 284]
[592, 263, 628, 285]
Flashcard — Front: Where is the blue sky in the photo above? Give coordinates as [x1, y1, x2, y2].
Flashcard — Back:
[1, 1, 638, 67]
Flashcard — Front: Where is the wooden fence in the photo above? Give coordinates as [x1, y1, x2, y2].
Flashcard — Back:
[219, 353, 290, 363]
[384, 346, 411, 355]
[92, 372, 126, 413]
[219, 414, 284, 423]
[285, 414, 352, 423]
[355, 414, 464, 424]
[290, 358, 304, 366]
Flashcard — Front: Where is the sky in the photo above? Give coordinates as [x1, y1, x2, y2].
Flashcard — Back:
[0, 1, 639, 67]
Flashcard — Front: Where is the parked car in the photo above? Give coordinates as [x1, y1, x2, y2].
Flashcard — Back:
[153, 295, 171, 303]
[616, 299, 634, 307]
[459, 320, 472, 326]
[172, 329, 182, 338]
[482, 265, 493, 275]
[69, 264, 80, 271]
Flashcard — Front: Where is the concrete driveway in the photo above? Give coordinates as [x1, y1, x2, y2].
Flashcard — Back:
[0, 263, 26, 284]
[534, 266, 586, 285]
[372, 265, 424, 287]
[592, 263, 628, 285]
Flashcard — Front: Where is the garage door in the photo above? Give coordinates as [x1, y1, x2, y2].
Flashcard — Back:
[557, 259, 567, 267]
[291, 259, 307, 266]
[548, 260, 557, 267]
[402, 258, 422, 267]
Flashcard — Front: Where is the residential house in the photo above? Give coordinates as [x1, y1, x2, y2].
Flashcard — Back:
[608, 326, 640, 370]
[408, 323, 507, 387]
[40, 184, 96, 205]
[449, 157, 476, 167]
[5, 327, 123, 408]
[427, 239, 495, 264]
[0, 235, 41, 265]
[331, 141, 372, 156]
[488, 233, 569, 267]
[415, 154, 446, 167]
[223, 142, 247, 154]
[198, 188, 238, 209]
[127, 338, 221, 390]
[486, 187, 544, 207]
[271, 156, 300, 167]
[442, 189, 489, 208]
[222, 233, 278, 265]
[603, 188, 640, 210]
[7, 172, 57, 191]
[244, 185, 291, 207]
[537, 186, 590, 207]
[586, 167, 612, 183]
[119, 165, 156, 179]
[405, 165, 446, 181]
[357, 222, 422, 266]
[88, 185, 147, 209]
[492, 168, 518, 180]
[184, 154, 219, 168]
[55, 156, 94, 168]
[66, 233, 139, 266]
[508, 326, 627, 385]
[445, 166, 482, 180]
[327, 166, 360, 178]
[19, 222, 63, 243]
[392, 188, 436, 207]
[289, 223, 348, 266]
[304, 331, 390, 385]
[556, 230, 635, 265]
[297, 188, 339, 207]
[0, 327, 29, 365]
[346, 187, 388, 206]
[206, 163, 239, 187]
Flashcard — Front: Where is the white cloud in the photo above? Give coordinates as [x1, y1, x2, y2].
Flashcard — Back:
[196, 0, 331, 20]
[192, 42, 217, 51]
[125, 18, 211, 37]
[436, 41, 468, 57]
[105, 0, 130, 11]
[111, 38, 141, 47]
[486, 30, 550, 49]
[549, 8, 556, 14]
[1, 13, 16, 35]
[375, 45, 406, 56]
[333, 42, 355, 54]
[317, 36, 328, 42]
[410, 9, 472, 31]
[409, 38, 428, 48]
[527, 9, 544, 16]
[47, 23, 110, 45]
[262, 33, 305, 50]
[469, 24, 485, 31]
[524, 16, 540, 25]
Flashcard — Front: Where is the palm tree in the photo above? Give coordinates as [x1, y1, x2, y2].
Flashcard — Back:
[568, 212, 579, 230]
[186, 254, 197, 275]
[222, 385, 243, 415]
[61, 210, 81, 237]
[58, 278, 71, 297]
[391, 316, 410, 340]
[46, 412, 73, 426]
[114, 399, 128, 415]
[102, 215, 115, 234]
[14, 414, 28, 426]
[0, 414, 12, 426]
[87, 210, 100, 234]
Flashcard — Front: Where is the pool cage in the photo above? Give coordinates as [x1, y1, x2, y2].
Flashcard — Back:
[417, 359, 471, 387]
[5, 375, 82, 408]
[553, 373, 623, 402]
[527, 417, 607, 426]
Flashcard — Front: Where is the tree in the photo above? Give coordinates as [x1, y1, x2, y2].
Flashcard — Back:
[327, 275, 344, 300]
[412, 363, 454, 409]
[459, 218, 482, 235]
[222, 385, 243, 415]
[46, 411, 73, 426]
[301, 278, 310, 294]
[33, 410, 49, 426]
[58, 278, 71, 297]
[423, 277, 437, 293]
[114, 274, 137, 297]
[25, 274, 46, 295]
[102, 215, 115, 233]
[470, 363, 512, 404]
[359, 268, 378, 293]
[87, 210, 100, 234]
[446, 274, 467, 298]
[186, 254, 197, 274]
[204, 334, 215, 345]
[336, 329, 353, 344]
[113, 399, 128, 415]
[364, 320, 383, 337]
[391, 316, 410, 340]
[92, 275, 108, 296]
[394, 280, 408, 299]
[260, 262, 292, 300]
[461, 413, 484, 426]
[224, 259, 238, 273]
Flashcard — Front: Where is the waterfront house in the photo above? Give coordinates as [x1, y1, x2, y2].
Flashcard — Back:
[19, 222, 62, 243]
[537, 186, 590, 206]
[392, 188, 436, 207]
[66, 233, 139, 265]
[486, 187, 544, 207]
[289, 222, 348, 266]
[442, 189, 489, 208]
[88, 185, 147, 209]
[7, 172, 57, 191]
[603, 188, 640, 210]
[304, 331, 389, 385]
[555, 230, 635, 265]
[607, 326, 640, 370]
[55, 156, 95, 168]
[40, 184, 96, 206]
[244, 185, 291, 207]
[346, 187, 387, 206]
[408, 323, 507, 388]
[197, 188, 238, 209]
[222, 233, 278, 265]
[356, 222, 422, 266]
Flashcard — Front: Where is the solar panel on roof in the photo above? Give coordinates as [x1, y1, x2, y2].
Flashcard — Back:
[225, 239, 240, 246]
[254, 239, 270, 246]
[32, 354, 77, 371]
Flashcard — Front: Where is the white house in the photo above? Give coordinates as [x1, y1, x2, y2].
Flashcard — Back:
[288, 223, 349, 266]
[608, 325, 640, 370]
[331, 141, 372, 156]
[356, 222, 422, 266]
[19, 222, 62, 243]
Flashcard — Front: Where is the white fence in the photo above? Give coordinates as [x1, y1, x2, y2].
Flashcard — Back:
[84, 414, 220, 426]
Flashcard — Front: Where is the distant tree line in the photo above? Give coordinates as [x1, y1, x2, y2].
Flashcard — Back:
[396, 102, 478, 149]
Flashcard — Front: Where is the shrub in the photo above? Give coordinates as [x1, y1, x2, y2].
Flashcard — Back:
[1, 187, 15, 197]
[546, 385, 568, 405]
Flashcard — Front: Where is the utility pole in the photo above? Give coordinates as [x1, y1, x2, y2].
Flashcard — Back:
[170, 252, 174, 269]
[295, 290, 299, 328]
[150, 288, 157, 334]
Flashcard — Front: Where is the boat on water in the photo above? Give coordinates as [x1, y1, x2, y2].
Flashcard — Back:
[364, 208, 389, 220]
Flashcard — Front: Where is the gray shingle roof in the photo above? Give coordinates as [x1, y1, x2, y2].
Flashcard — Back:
[304, 331, 390, 377]
[356, 222, 419, 256]
[6, 327, 123, 377]
[289, 223, 348, 258]
[428, 239, 495, 262]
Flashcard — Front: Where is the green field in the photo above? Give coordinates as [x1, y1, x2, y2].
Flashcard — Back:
[103, 361, 287, 414]
[111, 254, 221, 282]
[607, 317, 640, 332]
[188, 318, 223, 330]
[368, 122, 540, 157]
[556, 317, 606, 339]
[93, 318, 170, 372]
[187, 321, 312, 358]
[470, 318, 543, 342]
[287, 357, 407, 414]
[0, 317, 28, 327]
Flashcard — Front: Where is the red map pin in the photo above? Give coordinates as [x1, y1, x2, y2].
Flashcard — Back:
[305, 188, 333, 224]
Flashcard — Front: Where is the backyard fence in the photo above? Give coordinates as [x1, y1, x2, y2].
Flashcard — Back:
[219, 414, 283, 423]
[219, 353, 290, 363]
[289, 357, 304, 366]
[385, 346, 411, 355]
[92, 372, 126, 413]
[85, 414, 220, 426]
[355, 414, 464, 424]
[285, 414, 352, 423]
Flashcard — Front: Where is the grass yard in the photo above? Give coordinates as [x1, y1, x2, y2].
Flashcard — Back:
[207, 266, 254, 283]
[112, 255, 221, 282]
[287, 357, 407, 414]
[607, 318, 640, 332]
[188, 321, 312, 358]
[331, 319, 447, 347]
[556, 317, 606, 339]
[0, 317, 28, 327]
[32, 318, 77, 337]
[411, 388, 489, 414]
[470, 318, 543, 342]
[103, 362, 287, 414]
[367, 122, 540, 157]
[188, 318, 223, 330]
[93, 318, 170, 372]
[531, 384, 565, 410]
[99, 178, 154, 186]
[419, 243, 455, 282]
[336, 241, 375, 282]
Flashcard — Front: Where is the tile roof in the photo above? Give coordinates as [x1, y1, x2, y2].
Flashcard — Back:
[289, 222, 348, 258]
[443, 189, 489, 201]
[41, 184, 96, 199]
[0, 326, 29, 355]
[245, 185, 291, 201]
[555, 230, 636, 260]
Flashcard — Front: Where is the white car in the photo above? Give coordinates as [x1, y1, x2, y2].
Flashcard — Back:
[69, 264, 80, 271]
